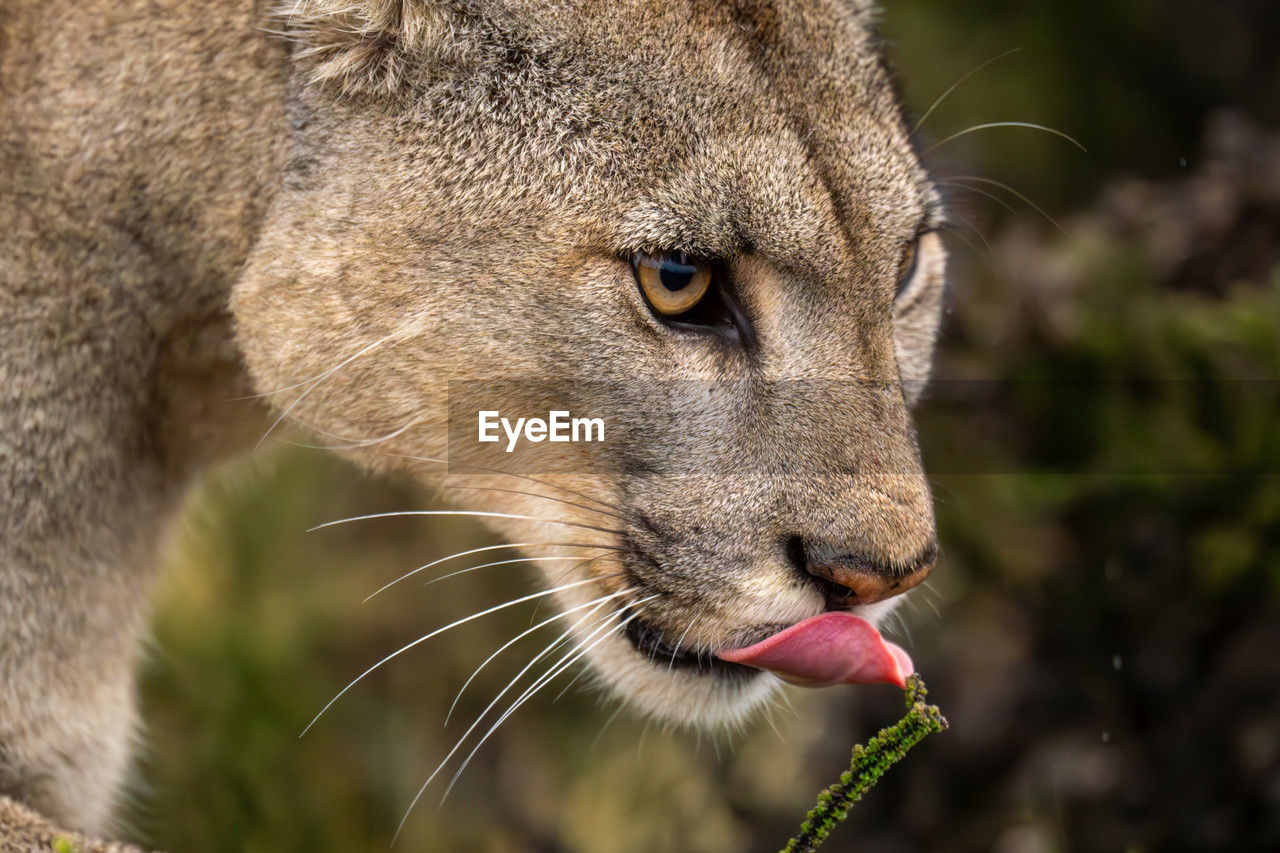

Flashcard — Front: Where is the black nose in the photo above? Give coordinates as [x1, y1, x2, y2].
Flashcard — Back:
[786, 538, 937, 606]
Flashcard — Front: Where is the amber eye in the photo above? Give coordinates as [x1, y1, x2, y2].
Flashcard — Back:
[633, 251, 715, 316]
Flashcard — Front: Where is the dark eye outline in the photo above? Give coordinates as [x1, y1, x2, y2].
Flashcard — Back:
[629, 251, 755, 348]
[896, 239, 921, 297]
[895, 225, 947, 302]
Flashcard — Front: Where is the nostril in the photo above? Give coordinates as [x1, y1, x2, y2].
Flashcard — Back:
[795, 539, 937, 606]
[785, 535, 861, 605]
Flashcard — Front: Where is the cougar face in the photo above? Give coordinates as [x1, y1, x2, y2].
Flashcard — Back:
[234, 0, 946, 727]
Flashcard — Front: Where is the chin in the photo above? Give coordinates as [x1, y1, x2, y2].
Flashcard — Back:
[581, 630, 785, 729]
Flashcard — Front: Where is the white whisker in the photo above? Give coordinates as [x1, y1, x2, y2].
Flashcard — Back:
[308, 509, 624, 537]
[940, 215, 995, 255]
[888, 610, 915, 647]
[764, 704, 787, 745]
[918, 579, 945, 618]
[391, 453, 630, 517]
[393, 595, 648, 841]
[438, 602, 649, 804]
[551, 650, 598, 703]
[444, 588, 633, 725]
[364, 542, 534, 603]
[422, 553, 613, 590]
[364, 541, 625, 603]
[255, 334, 395, 447]
[944, 174, 1065, 232]
[438, 483, 630, 524]
[937, 224, 987, 260]
[525, 554, 627, 623]
[925, 121, 1086, 157]
[232, 333, 394, 401]
[937, 179, 1018, 216]
[590, 703, 627, 751]
[778, 689, 797, 718]
[300, 575, 618, 736]
[911, 47, 1023, 135]
[283, 416, 423, 450]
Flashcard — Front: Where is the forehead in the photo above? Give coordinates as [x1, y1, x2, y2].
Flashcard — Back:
[559, 0, 927, 258]
[407, 0, 928, 270]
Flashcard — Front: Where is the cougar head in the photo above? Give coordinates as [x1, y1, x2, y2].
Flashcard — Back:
[234, 0, 946, 728]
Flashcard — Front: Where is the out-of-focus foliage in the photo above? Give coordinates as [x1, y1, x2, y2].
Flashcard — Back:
[856, 112, 1280, 852]
[884, 0, 1280, 210]
[123, 2, 1280, 851]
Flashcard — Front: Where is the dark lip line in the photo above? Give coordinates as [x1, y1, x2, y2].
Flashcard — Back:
[621, 608, 759, 679]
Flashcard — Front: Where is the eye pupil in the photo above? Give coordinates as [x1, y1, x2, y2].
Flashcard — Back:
[632, 250, 715, 317]
[659, 255, 697, 292]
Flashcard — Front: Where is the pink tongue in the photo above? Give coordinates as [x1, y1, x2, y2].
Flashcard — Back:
[717, 612, 913, 688]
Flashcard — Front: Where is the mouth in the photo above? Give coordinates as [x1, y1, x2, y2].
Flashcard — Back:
[623, 611, 759, 680]
[718, 611, 914, 688]
[624, 608, 913, 689]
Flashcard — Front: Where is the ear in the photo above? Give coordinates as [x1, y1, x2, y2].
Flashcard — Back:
[279, 0, 464, 96]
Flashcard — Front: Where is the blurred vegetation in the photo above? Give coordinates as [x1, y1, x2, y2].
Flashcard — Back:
[123, 2, 1279, 851]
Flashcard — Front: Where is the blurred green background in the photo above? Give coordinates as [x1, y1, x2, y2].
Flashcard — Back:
[123, 2, 1280, 851]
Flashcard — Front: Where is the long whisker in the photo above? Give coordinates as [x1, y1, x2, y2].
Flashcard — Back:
[443, 587, 633, 725]
[436, 484, 630, 524]
[911, 47, 1024, 135]
[763, 704, 787, 745]
[590, 704, 627, 751]
[525, 554, 625, 624]
[918, 579, 945, 618]
[437, 610, 632, 804]
[256, 334, 395, 447]
[393, 594, 648, 841]
[423, 552, 616, 590]
[886, 609, 915, 647]
[365, 542, 533, 603]
[364, 541, 627, 603]
[231, 333, 395, 401]
[281, 416, 423, 450]
[391, 453, 631, 518]
[925, 121, 1086, 156]
[308, 510, 624, 538]
[945, 174, 1065, 232]
[440, 604, 648, 803]
[937, 223, 987, 260]
[935, 215, 994, 256]
[553, 611, 624, 703]
[778, 688, 797, 720]
[937, 179, 1019, 216]
[551, 665, 591, 704]
[300, 574, 621, 736]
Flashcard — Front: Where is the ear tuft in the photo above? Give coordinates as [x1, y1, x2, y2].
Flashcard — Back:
[278, 1, 458, 96]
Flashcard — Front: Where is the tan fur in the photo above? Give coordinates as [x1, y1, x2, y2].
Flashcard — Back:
[1, 0, 946, 836]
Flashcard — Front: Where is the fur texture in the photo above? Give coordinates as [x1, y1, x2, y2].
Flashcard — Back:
[1, 0, 946, 835]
